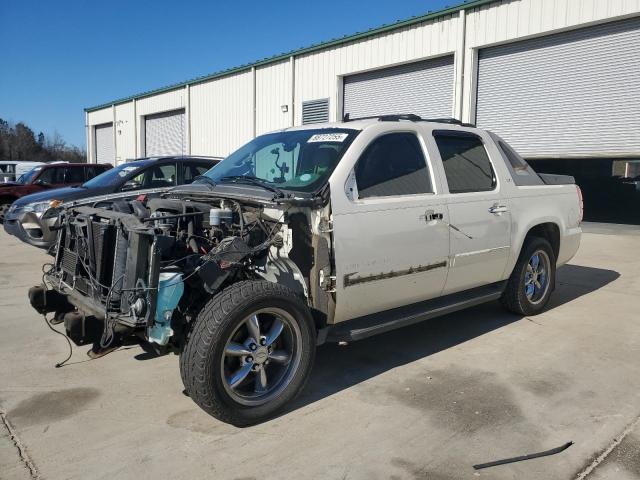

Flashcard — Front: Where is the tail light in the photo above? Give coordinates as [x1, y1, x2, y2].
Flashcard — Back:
[576, 185, 584, 224]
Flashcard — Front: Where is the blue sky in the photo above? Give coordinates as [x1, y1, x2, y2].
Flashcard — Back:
[0, 0, 453, 149]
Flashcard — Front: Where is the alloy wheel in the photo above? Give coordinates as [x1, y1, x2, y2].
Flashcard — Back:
[221, 307, 302, 406]
[524, 249, 551, 305]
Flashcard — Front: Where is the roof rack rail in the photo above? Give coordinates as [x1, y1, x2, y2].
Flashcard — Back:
[343, 113, 475, 127]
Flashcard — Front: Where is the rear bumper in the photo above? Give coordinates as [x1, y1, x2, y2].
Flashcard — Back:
[3, 211, 58, 249]
[557, 226, 582, 266]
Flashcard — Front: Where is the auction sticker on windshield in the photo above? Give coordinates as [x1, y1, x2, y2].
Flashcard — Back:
[308, 133, 349, 143]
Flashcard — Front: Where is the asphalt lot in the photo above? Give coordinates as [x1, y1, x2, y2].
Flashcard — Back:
[1, 226, 639, 480]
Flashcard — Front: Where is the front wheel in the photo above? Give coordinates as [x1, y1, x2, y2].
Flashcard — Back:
[501, 237, 555, 316]
[180, 281, 316, 426]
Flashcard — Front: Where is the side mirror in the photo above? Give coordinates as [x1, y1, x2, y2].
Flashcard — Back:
[34, 179, 50, 187]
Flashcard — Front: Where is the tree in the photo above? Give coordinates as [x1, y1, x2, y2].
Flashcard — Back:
[0, 119, 86, 163]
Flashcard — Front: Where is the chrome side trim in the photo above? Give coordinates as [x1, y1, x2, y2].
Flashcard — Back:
[343, 260, 448, 287]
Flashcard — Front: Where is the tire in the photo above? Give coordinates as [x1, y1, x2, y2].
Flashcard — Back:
[501, 236, 556, 316]
[180, 280, 316, 426]
[0, 201, 10, 224]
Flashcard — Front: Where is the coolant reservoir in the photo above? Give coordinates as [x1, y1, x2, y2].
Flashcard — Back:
[148, 272, 184, 345]
[209, 208, 233, 226]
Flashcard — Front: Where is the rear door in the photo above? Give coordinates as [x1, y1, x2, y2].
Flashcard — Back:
[63, 167, 85, 186]
[331, 127, 450, 322]
[180, 161, 214, 185]
[143, 162, 177, 189]
[430, 130, 511, 295]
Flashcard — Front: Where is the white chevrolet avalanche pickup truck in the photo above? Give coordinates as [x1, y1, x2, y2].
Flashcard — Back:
[31, 115, 582, 425]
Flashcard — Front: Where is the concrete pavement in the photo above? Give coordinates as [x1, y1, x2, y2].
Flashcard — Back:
[0, 228, 639, 480]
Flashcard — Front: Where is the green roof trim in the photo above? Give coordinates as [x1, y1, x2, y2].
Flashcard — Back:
[85, 0, 496, 113]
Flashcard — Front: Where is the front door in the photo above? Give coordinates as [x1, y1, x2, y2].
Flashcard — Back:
[430, 130, 511, 295]
[331, 130, 450, 323]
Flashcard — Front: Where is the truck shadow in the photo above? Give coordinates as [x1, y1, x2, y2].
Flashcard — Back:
[286, 264, 619, 415]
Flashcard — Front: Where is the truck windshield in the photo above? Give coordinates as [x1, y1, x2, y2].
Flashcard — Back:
[201, 128, 359, 193]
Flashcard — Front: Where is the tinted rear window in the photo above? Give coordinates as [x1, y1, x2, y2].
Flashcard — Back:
[434, 132, 496, 194]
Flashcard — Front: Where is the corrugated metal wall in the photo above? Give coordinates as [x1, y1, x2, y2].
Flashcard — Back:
[114, 102, 135, 162]
[256, 60, 292, 135]
[190, 70, 253, 157]
[343, 55, 455, 120]
[144, 109, 187, 157]
[476, 17, 640, 158]
[462, 0, 640, 121]
[86, 0, 640, 163]
[294, 14, 459, 125]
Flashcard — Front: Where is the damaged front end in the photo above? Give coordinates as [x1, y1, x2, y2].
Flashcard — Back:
[32, 191, 334, 353]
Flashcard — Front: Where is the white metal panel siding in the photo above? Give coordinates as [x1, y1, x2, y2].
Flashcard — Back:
[190, 70, 253, 157]
[343, 56, 454, 119]
[135, 89, 185, 116]
[256, 61, 292, 135]
[465, 0, 640, 49]
[462, 0, 640, 121]
[87, 107, 113, 125]
[144, 109, 186, 156]
[94, 123, 114, 164]
[114, 102, 135, 163]
[294, 14, 460, 124]
[476, 17, 640, 157]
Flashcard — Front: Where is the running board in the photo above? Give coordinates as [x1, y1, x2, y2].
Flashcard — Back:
[322, 281, 506, 343]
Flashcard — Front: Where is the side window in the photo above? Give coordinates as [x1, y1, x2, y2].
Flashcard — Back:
[354, 132, 432, 199]
[64, 167, 85, 184]
[490, 133, 543, 186]
[182, 163, 212, 184]
[37, 167, 65, 184]
[434, 132, 496, 194]
[145, 164, 176, 188]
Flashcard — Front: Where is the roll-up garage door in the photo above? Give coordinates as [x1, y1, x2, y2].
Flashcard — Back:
[343, 56, 454, 120]
[476, 17, 640, 158]
[94, 123, 114, 164]
[145, 109, 186, 156]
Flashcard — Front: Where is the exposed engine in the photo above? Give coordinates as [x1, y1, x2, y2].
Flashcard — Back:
[39, 193, 314, 353]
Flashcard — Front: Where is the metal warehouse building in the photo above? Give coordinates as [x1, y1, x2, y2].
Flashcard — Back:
[85, 0, 640, 223]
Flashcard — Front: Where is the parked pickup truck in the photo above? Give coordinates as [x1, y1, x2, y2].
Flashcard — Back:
[29, 115, 582, 426]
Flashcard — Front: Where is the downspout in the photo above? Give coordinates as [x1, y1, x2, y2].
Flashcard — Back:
[185, 84, 191, 154]
[111, 104, 117, 164]
[85, 111, 91, 163]
[251, 67, 257, 138]
[454, 8, 467, 121]
[289, 55, 295, 127]
[133, 98, 138, 159]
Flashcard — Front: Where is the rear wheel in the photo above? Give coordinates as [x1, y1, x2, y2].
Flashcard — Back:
[0, 201, 10, 224]
[501, 237, 555, 316]
[180, 281, 316, 426]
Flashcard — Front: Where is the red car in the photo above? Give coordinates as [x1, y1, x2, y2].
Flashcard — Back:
[0, 163, 112, 223]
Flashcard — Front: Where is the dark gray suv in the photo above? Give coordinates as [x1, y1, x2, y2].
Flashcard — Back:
[4, 156, 220, 249]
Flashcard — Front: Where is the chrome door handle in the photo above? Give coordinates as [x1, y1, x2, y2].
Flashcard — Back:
[422, 210, 444, 222]
[489, 204, 508, 214]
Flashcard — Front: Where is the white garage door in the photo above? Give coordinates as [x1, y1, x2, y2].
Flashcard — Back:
[94, 123, 114, 164]
[343, 56, 455, 120]
[476, 17, 640, 158]
[145, 109, 186, 156]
